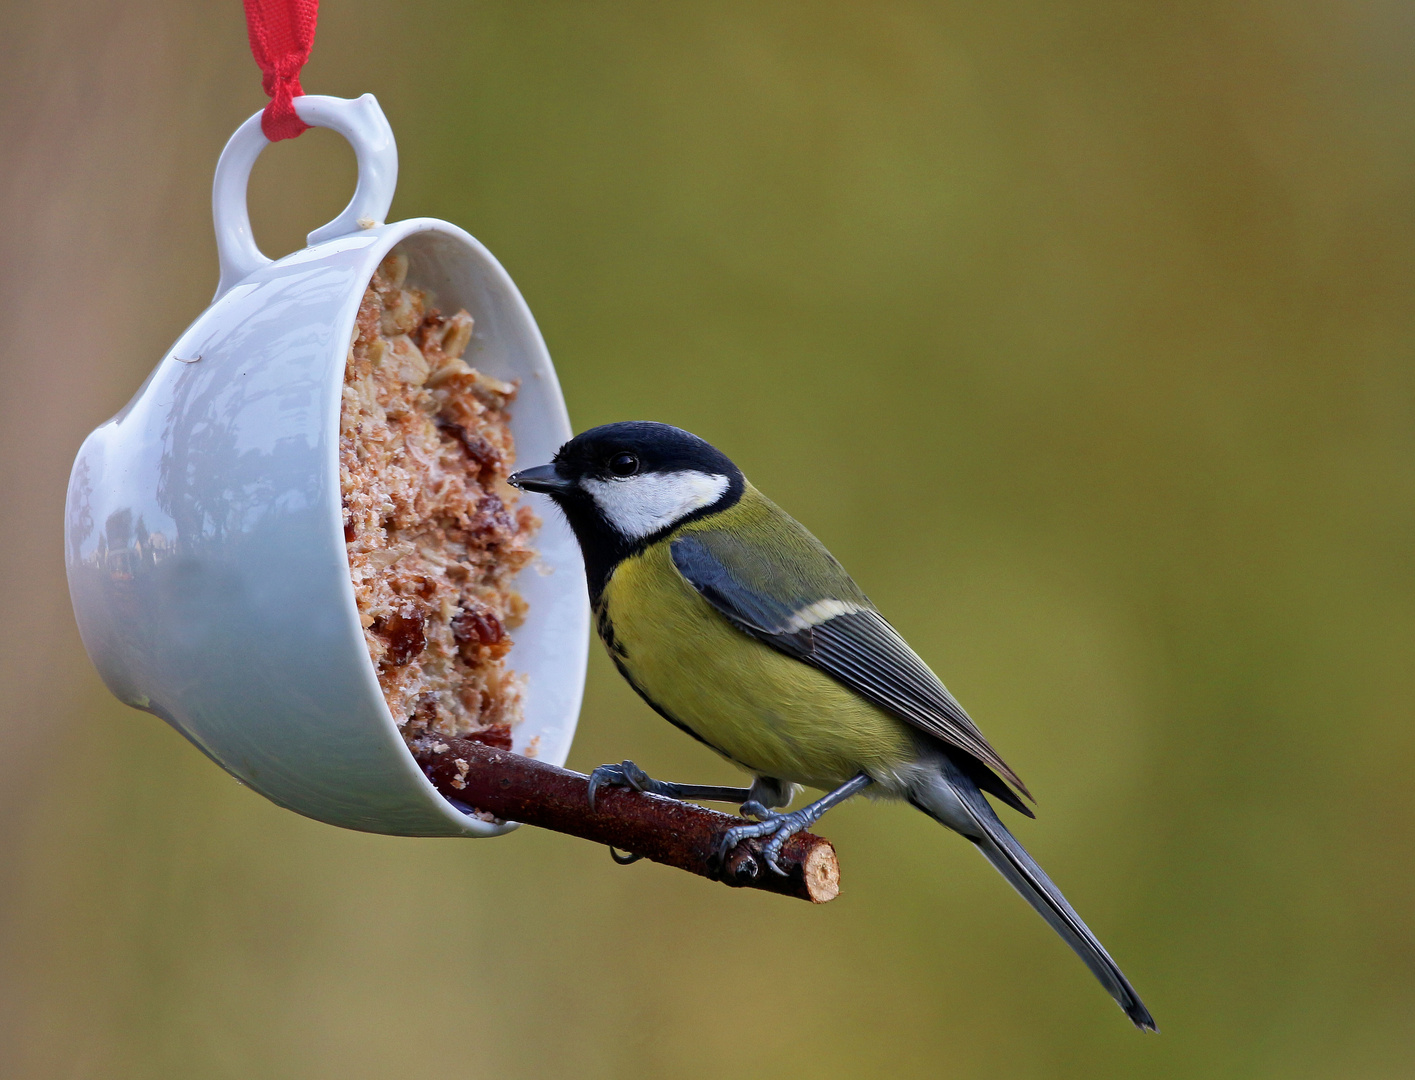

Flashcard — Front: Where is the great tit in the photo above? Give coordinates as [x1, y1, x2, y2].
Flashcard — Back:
[510, 421, 1155, 1031]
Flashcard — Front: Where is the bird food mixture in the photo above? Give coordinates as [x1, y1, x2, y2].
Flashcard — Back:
[341, 249, 536, 757]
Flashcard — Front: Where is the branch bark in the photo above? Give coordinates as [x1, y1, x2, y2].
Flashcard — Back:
[415, 736, 840, 904]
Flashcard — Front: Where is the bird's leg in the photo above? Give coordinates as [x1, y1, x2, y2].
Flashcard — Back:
[586, 760, 754, 810]
[719, 772, 873, 876]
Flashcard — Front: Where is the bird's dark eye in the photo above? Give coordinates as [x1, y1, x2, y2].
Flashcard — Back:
[608, 452, 640, 478]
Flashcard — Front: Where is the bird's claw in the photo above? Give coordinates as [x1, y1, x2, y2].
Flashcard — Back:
[587, 759, 656, 810]
[608, 845, 642, 865]
[716, 807, 814, 877]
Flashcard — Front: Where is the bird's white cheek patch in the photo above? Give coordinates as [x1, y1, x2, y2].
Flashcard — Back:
[583, 471, 730, 540]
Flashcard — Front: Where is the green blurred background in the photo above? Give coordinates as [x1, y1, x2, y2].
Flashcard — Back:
[3, 1, 1414, 1076]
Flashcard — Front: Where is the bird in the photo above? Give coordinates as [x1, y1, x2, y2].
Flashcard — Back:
[509, 421, 1155, 1031]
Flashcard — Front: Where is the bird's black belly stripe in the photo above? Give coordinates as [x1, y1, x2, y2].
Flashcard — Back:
[595, 603, 628, 661]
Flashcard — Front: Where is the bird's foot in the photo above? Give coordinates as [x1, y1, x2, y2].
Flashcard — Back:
[717, 807, 816, 876]
[716, 773, 874, 876]
[587, 760, 661, 809]
[586, 760, 753, 810]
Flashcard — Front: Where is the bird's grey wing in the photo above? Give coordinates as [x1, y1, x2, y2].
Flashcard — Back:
[670, 529, 1032, 805]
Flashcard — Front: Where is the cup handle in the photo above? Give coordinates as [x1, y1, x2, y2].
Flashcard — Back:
[212, 94, 399, 300]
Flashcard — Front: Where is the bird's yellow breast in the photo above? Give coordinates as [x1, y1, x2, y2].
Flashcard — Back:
[599, 539, 915, 789]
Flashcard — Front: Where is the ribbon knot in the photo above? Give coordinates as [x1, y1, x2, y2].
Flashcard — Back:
[243, 0, 320, 142]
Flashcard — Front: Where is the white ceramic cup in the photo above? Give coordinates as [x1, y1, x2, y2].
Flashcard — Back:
[65, 94, 589, 837]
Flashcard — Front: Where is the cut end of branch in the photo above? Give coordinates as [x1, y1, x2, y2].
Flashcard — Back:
[800, 840, 841, 903]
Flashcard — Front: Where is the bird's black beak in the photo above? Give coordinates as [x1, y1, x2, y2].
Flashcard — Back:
[508, 463, 574, 495]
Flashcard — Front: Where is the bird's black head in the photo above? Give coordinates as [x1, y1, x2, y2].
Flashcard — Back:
[509, 421, 744, 600]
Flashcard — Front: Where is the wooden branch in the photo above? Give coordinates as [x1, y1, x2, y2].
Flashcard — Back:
[415, 736, 840, 904]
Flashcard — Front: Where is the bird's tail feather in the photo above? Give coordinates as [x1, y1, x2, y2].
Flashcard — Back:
[911, 770, 1157, 1032]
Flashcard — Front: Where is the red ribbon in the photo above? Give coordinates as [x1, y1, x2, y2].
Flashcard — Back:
[243, 0, 320, 141]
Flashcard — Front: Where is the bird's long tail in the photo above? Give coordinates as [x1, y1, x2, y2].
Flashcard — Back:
[910, 766, 1157, 1031]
